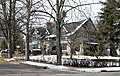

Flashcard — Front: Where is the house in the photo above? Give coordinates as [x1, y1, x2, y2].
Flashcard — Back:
[29, 27, 38, 50]
[29, 18, 120, 56]
[44, 18, 98, 55]
[29, 26, 49, 54]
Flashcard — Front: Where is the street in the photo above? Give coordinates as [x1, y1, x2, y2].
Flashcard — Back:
[0, 62, 120, 76]
[0, 62, 79, 76]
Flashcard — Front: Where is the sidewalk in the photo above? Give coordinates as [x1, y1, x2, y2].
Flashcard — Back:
[22, 61, 120, 72]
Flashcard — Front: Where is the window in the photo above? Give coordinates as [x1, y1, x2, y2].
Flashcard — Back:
[61, 36, 67, 41]
[61, 44, 67, 50]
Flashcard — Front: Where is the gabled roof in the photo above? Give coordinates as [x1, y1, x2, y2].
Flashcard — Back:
[63, 19, 86, 33]
[64, 18, 94, 36]
[45, 18, 96, 38]
[45, 22, 56, 35]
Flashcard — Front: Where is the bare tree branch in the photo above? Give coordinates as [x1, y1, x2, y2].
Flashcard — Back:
[31, 10, 56, 21]
[48, 0, 56, 13]
[65, 2, 100, 13]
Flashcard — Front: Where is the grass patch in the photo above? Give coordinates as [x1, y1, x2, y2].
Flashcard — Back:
[0, 57, 5, 62]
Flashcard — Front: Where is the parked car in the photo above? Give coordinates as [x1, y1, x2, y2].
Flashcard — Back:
[0, 50, 8, 58]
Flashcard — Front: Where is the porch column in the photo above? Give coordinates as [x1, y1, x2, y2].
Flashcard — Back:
[79, 43, 84, 55]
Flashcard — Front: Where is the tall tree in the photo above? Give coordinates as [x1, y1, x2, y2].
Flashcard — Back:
[24, 0, 31, 61]
[98, 0, 120, 56]
[0, 0, 31, 58]
[0, 0, 17, 58]
[19, 0, 44, 60]
[32, 0, 99, 65]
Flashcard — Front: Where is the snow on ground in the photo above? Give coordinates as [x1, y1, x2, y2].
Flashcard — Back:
[4, 58, 16, 62]
[22, 61, 120, 72]
[19, 55, 120, 67]
[15, 55, 120, 72]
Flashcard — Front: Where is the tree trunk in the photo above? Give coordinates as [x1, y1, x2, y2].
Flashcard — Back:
[25, 33, 29, 61]
[70, 48, 73, 59]
[25, 0, 31, 61]
[56, 0, 62, 65]
[110, 43, 117, 56]
[56, 24, 62, 65]
[8, 42, 12, 58]
[8, 0, 13, 58]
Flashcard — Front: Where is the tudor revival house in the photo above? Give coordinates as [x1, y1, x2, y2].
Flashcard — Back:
[44, 18, 97, 55]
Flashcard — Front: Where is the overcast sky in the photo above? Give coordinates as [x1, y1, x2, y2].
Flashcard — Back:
[65, 0, 106, 22]
[74, 0, 105, 23]
[89, 0, 105, 17]
[32, 0, 106, 26]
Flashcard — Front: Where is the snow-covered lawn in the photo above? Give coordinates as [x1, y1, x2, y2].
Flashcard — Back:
[22, 61, 120, 72]
[19, 55, 120, 67]
[18, 55, 120, 72]
[29, 55, 57, 64]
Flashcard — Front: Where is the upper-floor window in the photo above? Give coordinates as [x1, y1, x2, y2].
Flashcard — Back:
[61, 36, 67, 41]
[61, 44, 67, 50]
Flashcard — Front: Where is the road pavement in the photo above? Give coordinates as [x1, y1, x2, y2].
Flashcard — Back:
[0, 62, 120, 76]
[0, 62, 78, 76]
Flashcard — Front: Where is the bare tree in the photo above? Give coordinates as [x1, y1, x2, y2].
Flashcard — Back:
[31, 0, 99, 65]
[66, 33, 81, 59]
[18, 0, 43, 60]
[0, 0, 18, 58]
[0, 0, 41, 59]
[0, 0, 99, 62]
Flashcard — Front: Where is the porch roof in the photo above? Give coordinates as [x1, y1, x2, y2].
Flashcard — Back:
[46, 34, 56, 38]
[85, 42, 98, 45]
